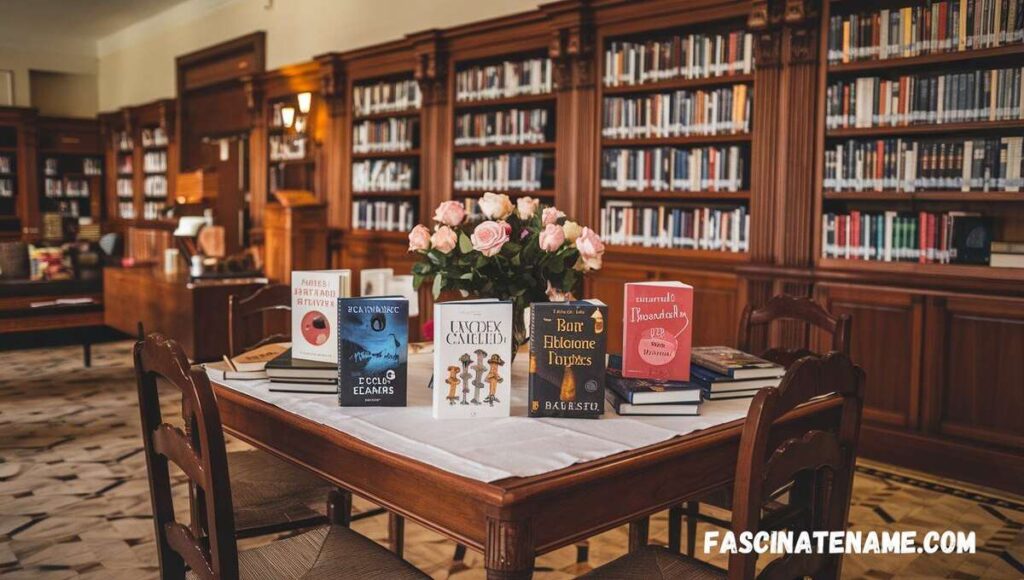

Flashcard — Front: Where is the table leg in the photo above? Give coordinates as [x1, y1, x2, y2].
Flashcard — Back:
[485, 517, 534, 580]
[628, 517, 649, 553]
[389, 514, 405, 558]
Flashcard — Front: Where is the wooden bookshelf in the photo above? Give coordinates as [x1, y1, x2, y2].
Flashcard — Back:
[35, 117, 103, 240]
[827, 42, 1024, 75]
[600, 189, 751, 201]
[0, 107, 35, 240]
[826, 119, 1024, 138]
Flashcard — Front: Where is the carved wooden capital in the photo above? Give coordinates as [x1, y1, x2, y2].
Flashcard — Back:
[786, 23, 819, 65]
[549, 21, 594, 90]
[241, 76, 263, 127]
[414, 48, 447, 106]
[485, 517, 534, 578]
[317, 58, 346, 117]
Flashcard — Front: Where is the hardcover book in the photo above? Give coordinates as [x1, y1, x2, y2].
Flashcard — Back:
[690, 346, 784, 380]
[528, 300, 608, 418]
[605, 367, 702, 405]
[291, 270, 352, 364]
[606, 390, 701, 416]
[432, 299, 513, 419]
[337, 296, 408, 406]
[622, 281, 694, 381]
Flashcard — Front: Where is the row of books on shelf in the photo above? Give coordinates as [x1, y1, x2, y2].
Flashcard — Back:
[116, 178, 133, 197]
[144, 175, 168, 198]
[824, 137, 1024, 192]
[602, 85, 752, 139]
[116, 131, 133, 152]
[270, 134, 308, 162]
[141, 127, 168, 148]
[826, 68, 1023, 129]
[603, 31, 754, 87]
[600, 146, 747, 193]
[352, 118, 417, 153]
[454, 108, 550, 147]
[0, 155, 12, 174]
[353, 79, 421, 117]
[827, 0, 1024, 64]
[351, 199, 416, 232]
[44, 158, 102, 177]
[820, 210, 1011, 266]
[142, 151, 167, 173]
[351, 160, 415, 192]
[455, 57, 552, 102]
[600, 202, 750, 253]
[143, 201, 166, 221]
[453, 153, 548, 192]
[0, 179, 13, 198]
[117, 201, 135, 220]
[44, 178, 90, 198]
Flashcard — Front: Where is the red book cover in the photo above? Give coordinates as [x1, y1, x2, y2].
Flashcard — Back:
[851, 210, 861, 260]
[919, 211, 928, 263]
[622, 281, 694, 381]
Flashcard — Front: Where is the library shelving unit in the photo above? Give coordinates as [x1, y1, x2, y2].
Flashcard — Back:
[35, 117, 103, 241]
[448, 50, 558, 210]
[105, 111, 137, 223]
[815, 0, 1024, 284]
[595, 11, 756, 266]
[0, 107, 36, 240]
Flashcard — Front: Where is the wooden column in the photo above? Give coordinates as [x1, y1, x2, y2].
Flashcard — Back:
[412, 32, 449, 212]
[244, 75, 267, 233]
[546, 0, 596, 223]
[316, 54, 348, 230]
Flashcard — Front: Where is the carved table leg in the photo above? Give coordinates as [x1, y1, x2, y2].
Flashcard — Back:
[485, 517, 534, 580]
[389, 513, 405, 558]
[628, 517, 649, 553]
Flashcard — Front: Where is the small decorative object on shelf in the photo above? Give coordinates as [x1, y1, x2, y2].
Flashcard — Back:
[409, 192, 606, 355]
[528, 300, 608, 418]
[337, 296, 409, 407]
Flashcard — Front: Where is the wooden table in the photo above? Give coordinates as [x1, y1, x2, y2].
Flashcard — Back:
[0, 279, 104, 366]
[211, 381, 843, 579]
[104, 267, 267, 362]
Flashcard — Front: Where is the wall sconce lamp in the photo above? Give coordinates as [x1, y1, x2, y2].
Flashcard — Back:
[297, 92, 312, 114]
[281, 106, 296, 128]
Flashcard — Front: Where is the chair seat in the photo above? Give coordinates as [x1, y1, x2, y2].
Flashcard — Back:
[228, 450, 332, 535]
[581, 546, 726, 579]
[187, 525, 428, 579]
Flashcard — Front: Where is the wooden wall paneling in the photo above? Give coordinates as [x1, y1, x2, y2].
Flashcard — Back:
[922, 294, 1024, 451]
[0, 106, 38, 240]
[659, 266, 741, 348]
[315, 53, 347, 231]
[587, 262, 655, 353]
[815, 283, 922, 430]
[411, 31, 448, 213]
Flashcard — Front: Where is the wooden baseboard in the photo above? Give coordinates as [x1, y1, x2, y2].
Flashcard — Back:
[859, 424, 1024, 496]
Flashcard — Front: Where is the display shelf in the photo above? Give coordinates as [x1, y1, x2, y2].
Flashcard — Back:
[351, 149, 421, 160]
[601, 189, 751, 201]
[818, 257, 1024, 281]
[602, 72, 754, 95]
[826, 119, 1024, 138]
[827, 43, 1024, 75]
[351, 109, 421, 122]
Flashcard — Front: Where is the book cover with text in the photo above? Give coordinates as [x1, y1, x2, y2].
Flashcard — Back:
[291, 270, 352, 363]
[622, 281, 693, 381]
[528, 301, 608, 418]
[432, 299, 512, 419]
[338, 296, 408, 406]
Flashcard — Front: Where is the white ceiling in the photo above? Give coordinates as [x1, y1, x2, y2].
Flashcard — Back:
[0, 0, 191, 55]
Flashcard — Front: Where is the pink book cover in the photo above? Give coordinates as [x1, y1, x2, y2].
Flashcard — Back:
[622, 281, 694, 381]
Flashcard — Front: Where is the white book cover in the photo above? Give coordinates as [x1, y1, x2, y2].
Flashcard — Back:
[360, 268, 394, 296]
[432, 299, 513, 419]
[291, 270, 352, 363]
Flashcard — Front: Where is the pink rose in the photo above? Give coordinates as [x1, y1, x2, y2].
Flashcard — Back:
[546, 281, 576, 302]
[538, 223, 565, 252]
[430, 225, 457, 254]
[517, 196, 540, 219]
[433, 200, 466, 227]
[471, 220, 510, 257]
[408, 224, 431, 252]
[542, 206, 565, 226]
[574, 227, 605, 270]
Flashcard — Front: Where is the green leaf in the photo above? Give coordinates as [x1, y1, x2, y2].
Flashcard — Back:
[459, 272, 474, 280]
[459, 232, 474, 253]
[432, 274, 443, 299]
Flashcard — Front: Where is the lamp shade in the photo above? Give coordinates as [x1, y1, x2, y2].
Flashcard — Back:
[297, 92, 312, 114]
[281, 106, 296, 127]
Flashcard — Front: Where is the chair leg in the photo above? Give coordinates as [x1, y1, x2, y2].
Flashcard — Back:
[685, 501, 699, 557]
[668, 504, 683, 553]
[628, 517, 649, 553]
[327, 488, 352, 527]
[575, 541, 589, 563]
[82, 341, 92, 368]
[453, 543, 467, 562]
[388, 513, 405, 558]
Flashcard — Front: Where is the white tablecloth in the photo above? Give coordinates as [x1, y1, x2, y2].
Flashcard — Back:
[212, 349, 752, 483]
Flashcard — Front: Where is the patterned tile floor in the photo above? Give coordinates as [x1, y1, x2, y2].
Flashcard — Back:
[1, 341, 1022, 579]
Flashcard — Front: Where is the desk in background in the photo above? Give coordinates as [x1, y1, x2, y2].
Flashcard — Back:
[104, 267, 266, 362]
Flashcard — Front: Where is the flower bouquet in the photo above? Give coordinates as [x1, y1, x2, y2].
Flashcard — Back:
[408, 192, 606, 354]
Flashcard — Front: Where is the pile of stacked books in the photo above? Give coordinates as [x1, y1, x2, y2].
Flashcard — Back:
[690, 346, 784, 400]
[606, 354, 702, 416]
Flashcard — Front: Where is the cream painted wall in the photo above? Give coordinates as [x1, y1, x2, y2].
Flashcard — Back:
[97, 0, 543, 112]
[30, 70, 100, 118]
[0, 45, 97, 113]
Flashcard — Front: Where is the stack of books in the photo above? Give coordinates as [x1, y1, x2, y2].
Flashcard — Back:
[690, 346, 784, 400]
[204, 342, 289, 381]
[266, 348, 337, 393]
[605, 358, 702, 415]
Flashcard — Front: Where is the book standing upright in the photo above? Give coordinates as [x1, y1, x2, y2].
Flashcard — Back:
[291, 270, 352, 364]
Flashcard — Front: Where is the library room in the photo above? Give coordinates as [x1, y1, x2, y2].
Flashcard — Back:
[0, 0, 1021, 578]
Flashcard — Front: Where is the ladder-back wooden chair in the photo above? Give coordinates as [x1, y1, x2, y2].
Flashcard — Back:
[670, 294, 853, 556]
[134, 333, 428, 579]
[583, 352, 865, 579]
[227, 283, 292, 357]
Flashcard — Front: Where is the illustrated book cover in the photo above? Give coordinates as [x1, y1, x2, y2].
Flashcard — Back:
[432, 299, 513, 419]
[528, 300, 608, 418]
[291, 270, 352, 363]
[690, 346, 784, 379]
[605, 367, 702, 405]
[622, 281, 693, 381]
[337, 296, 408, 406]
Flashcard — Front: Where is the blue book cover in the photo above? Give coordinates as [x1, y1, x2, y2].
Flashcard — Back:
[337, 296, 408, 406]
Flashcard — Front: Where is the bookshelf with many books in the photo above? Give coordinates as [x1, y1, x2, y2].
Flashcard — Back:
[36, 118, 103, 238]
[596, 13, 756, 262]
[0, 108, 33, 239]
[818, 0, 1024, 280]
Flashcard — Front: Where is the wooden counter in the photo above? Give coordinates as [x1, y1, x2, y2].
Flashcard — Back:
[104, 267, 267, 362]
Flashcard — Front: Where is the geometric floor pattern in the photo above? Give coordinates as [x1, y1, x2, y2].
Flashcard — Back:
[1, 341, 1022, 579]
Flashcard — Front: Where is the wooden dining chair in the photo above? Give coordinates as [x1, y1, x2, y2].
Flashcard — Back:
[669, 294, 853, 557]
[583, 352, 865, 579]
[227, 283, 292, 357]
[133, 333, 428, 579]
